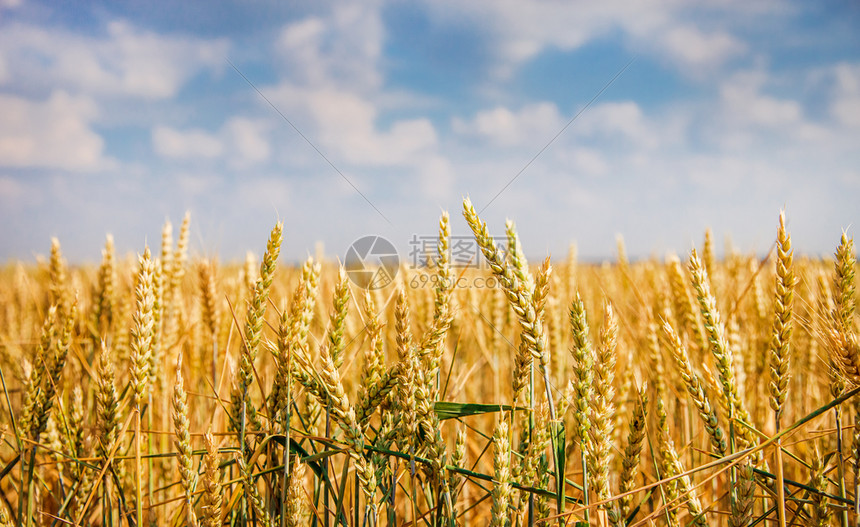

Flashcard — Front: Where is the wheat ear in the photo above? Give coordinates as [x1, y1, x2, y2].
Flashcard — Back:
[490, 419, 512, 527]
[286, 460, 308, 527]
[769, 210, 794, 527]
[200, 430, 222, 527]
[587, 301, 617, 504]
[689, 248, 757, 452]
[827, 233, 860, 384]
[172, 354, 197, 526]
[92, 234, 116, 341]
[661, 320, 727, 456]
[619, 383, 649, 518]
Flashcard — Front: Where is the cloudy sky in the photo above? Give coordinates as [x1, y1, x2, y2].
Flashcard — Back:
[1, 0, 858, 264]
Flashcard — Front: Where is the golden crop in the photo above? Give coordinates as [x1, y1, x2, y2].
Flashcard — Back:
[0, 203, 857, 527]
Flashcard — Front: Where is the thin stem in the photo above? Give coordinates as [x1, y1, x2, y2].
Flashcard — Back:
[281, 349, 292, 527]
[581, 448, 590, 524]
[837, 406, 849, 527]
[324, 408, 331, 527]
[135, 406, 143, 527]
[25, 445, 36, 527]
[529, 360, 535, 526]
[147, 392, 154, 524]
[775, 418, 787, 527]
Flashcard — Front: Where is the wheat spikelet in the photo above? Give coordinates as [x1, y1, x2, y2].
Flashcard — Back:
[463, 197, 547, 368]
[490, 419, 512, 527]
[328, 266, 351, 368]
[833, 231, 856, 331]
[286, 460, 308, 527]
[690, 249, 735, 405]
[199, 430, 222, 527]
[769, 210, 795, 419]
[49, 237, 68, 315]
[232, 222, 282, 441]
[243, 251, 257, 295]
[0, 503, 11, 527]
[827, 233, 860, 385]
[356, 362, 401, 428]
[271, 257, 321, 419]
[619, 383, 648, 518]
[172, 354, 197, 527]
[661, 320, 727, 456]
[148, 256, 164, 390]
[533, 257, 551, 318]
[32, 296, 76, 438]
[703, 227, 716, 286]
[450, 425, 467, 512]
[198, 259, 218, 344]
[658, 412, 707, 527]
[395, 287, 413, 361]
[95, 341, 120, 460]
[69, 384, 84, 447]
[689, 248, 758, 453]
[360, 290, 385, 393]
[237, 221, 283, 396]
[511, 338, 532, 408]
[666, 253, 706, 356]
[236, 454, 274, 527]
[420, 211, 454, 390]
[92, 234, 116, 340]
[568, 292, 593, 448]
[130, 247, 156, 408]
[506, 219, 534, 294]
[810, 445, 832, 527]
[18, 305, 57, 436]
[587, 301, 617, 503]
[730, 460, 755, 527]
[163, 212, 191, 345]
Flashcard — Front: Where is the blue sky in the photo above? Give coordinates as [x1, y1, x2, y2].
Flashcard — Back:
[1, 0, 858, 264]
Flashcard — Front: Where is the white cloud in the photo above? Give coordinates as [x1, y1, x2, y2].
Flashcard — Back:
[152, 126, 223, 159]
[657, 26, 746, 70]
[574, 102, 657, 148]
[452, 103, 563, 146]
[0, 20, 227, 99]
[266, 83, 438, 166]
[224, 118, 271, 165]
[719, 71, 802, 128]
[0, 90, 110, 170]
[266, 3, 446, 177]
[562, 148, 610, 178]
[276, 3, 383, 92]
[831, 63, 860, 127]
[453, 100, 656, 150]
[153, 117, 273, 166]
[417, 0, 754, 78]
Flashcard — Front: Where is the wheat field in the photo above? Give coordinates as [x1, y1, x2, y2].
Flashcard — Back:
[0, 199, 857, 527]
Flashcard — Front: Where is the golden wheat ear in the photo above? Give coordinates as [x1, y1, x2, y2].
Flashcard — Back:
[827, 232, 860, 384]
